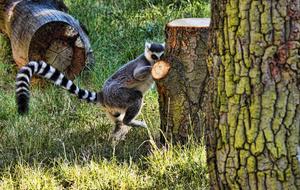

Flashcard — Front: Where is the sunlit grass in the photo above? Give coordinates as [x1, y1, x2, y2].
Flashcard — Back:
[0, 143, 208, 189]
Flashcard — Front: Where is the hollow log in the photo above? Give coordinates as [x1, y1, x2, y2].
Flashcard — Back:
[0, 0, 93, 79]
[155, 18, 210, 144]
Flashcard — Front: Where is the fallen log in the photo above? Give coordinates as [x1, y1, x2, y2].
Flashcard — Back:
[0, 0, 93, 79]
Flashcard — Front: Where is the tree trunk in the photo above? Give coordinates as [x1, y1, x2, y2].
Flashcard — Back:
[206, 0, 300, 189]
[155, 18, 210, 144]
[0, 0, 93, 79]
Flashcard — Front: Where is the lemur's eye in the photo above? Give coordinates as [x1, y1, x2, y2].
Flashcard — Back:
[161, 53, 164, 58]
[151, 54, 158, 60]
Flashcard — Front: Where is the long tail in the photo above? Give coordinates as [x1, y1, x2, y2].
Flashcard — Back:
[16, 61, 98, 114]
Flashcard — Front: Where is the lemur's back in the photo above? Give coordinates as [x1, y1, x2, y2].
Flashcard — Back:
[104, 55, 148, 86]
[101, 54, 152, 109]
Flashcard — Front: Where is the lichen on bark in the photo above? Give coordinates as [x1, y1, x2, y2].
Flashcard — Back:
[206, 0, 300, 189]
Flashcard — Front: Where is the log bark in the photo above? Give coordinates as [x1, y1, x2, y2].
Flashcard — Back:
[0, 0, 93, 79]
[155, 18, 210, 144]
[207, 0, 300, 189]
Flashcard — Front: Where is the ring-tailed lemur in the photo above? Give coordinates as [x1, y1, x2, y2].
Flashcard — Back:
[16, 42, 164, 129]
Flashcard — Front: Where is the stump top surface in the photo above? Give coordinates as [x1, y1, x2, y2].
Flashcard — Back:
[167, 18, 210, 28]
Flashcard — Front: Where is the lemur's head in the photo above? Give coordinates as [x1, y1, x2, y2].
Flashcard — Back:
[144, 42, 165, 64]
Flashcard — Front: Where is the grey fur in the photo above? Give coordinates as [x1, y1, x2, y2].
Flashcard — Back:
[16, 42, 164, 131]
[98, 42, 164, 129]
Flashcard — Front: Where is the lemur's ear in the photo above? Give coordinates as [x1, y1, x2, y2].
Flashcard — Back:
[162, 42, 165, 48]
[145, 42, 151, 50]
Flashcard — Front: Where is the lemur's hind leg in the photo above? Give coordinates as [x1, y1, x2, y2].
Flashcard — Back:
[123, 98, 147, 128]
[109, 98, 146, 142]
[109, 112, 131, 142]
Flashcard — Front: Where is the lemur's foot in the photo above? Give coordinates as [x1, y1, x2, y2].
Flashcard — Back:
[128, 120, 147, 128]
[110, 124, 132, 143]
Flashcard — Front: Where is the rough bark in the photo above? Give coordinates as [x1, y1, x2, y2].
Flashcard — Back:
[0, 0, 93, 79]
[156, 18, 210, 144]
[206, 0, 300, 189]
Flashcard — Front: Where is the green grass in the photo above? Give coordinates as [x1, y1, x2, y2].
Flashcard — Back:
[0, 144, 207, 189]
[0, 0, 210, 189]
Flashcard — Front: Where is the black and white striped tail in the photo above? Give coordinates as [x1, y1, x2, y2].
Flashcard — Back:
[16, 61, 97, 114]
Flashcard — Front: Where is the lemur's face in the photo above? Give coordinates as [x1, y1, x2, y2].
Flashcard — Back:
[145, 42, 165, 64]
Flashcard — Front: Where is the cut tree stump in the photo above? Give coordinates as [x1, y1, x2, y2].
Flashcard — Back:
[0, 0, 93, 79]
[154, 18, 210, 144]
